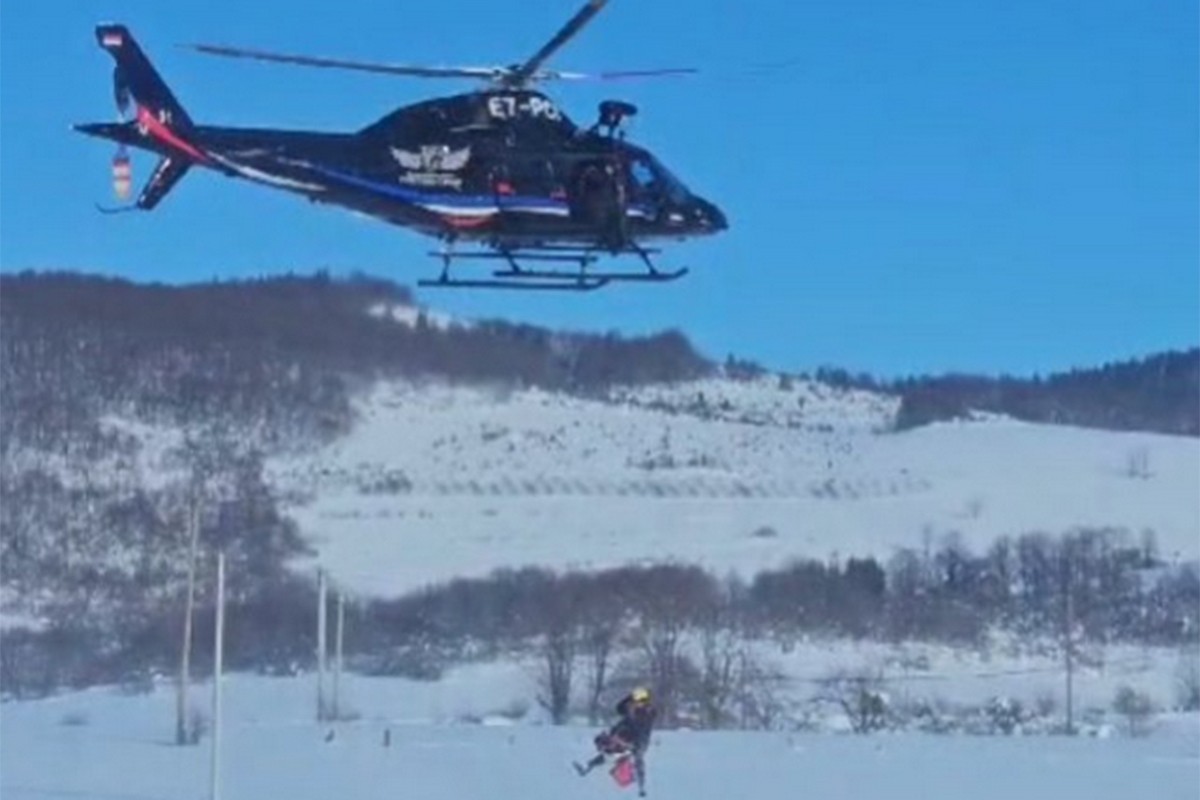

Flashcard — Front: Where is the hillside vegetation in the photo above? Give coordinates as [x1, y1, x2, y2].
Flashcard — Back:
[1, 270, 1196, 701]
[2, 272, 1194, 454]
[886, 351, 1200, 435]
[0, 271, 710, 460]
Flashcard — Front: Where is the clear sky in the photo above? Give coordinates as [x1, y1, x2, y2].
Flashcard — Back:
[1, 0, 1196, 378]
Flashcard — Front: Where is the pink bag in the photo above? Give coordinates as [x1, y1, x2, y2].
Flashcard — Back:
[609, 755, 636, 788]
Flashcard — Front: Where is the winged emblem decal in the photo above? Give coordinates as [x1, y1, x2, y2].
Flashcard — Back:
[389, 144, 471, 188]
[390, 144, 471, 178]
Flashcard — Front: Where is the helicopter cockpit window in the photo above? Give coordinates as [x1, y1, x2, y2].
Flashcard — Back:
[630, 159, 657, 194]
[629, 154, 690, 205]
[651, 157, 691, 205]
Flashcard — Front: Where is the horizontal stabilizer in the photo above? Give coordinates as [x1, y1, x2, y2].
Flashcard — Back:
[136, 156, 191, 210]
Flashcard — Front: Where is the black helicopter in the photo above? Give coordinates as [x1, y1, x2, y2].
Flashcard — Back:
[74, 1, 727, 290]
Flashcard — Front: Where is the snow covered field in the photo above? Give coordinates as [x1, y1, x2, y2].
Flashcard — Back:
[19, 375, 1191, 799]
[256, 378, 1199, 597]
[3, 672, 1197, 800]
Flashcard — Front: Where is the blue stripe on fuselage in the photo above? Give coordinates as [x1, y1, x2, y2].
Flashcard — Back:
[310, 165, 564, 211]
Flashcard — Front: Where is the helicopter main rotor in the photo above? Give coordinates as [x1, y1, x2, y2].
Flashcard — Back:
[186, 0, 695, 88]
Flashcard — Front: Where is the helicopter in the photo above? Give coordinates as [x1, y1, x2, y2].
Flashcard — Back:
[74, 1, 727, 291]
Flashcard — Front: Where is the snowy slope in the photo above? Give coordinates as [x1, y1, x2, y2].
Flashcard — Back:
[253, 377, 1200, 598]
[3, 672, 1197, 800]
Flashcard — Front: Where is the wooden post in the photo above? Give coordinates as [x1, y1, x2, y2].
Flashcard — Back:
[333, 590, 345, 721]
[1065, 581, 1075, 735]
[177, 500, 199, 745]
[317, 569, 327, 722]
[210, 551, 225, 800]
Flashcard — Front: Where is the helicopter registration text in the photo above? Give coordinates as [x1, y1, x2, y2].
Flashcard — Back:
[487, 95, 561, 121]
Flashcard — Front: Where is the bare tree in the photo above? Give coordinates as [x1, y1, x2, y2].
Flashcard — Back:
[732, 652, 789, 730]
[581, 623, 618, 725]
[695, 620, 787, 730]
[577, 572, 624, 725]
[696, 614, 740, 729]
[534, 573, 583, 725]
[694, 580, 762, 730]
[628, 565, 718, 725]
[535, 626, 577, 725]
[820, 668, 888, 734]
[697, 577, 790, 731]
[1175, 648, 1200, 712]
[1112, 685, 1155, 737]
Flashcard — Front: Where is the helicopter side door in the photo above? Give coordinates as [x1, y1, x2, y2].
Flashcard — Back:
[567, 156, 626, 245]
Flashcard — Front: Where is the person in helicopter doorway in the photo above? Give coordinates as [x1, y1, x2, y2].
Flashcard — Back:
[574, 686, 657, 796]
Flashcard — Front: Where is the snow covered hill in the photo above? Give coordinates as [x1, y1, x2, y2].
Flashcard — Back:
[250, 376, 1200, 598]
[5, 369, 1199, 800]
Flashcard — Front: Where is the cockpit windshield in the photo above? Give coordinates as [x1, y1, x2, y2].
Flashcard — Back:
[628, 152, 691, 205]
[649, 156, 691, 204]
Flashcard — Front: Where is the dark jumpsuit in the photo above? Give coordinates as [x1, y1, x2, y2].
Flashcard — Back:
[584, 694, 657, 794]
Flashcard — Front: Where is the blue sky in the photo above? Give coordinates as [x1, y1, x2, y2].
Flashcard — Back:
[1, 0, 1196, 378]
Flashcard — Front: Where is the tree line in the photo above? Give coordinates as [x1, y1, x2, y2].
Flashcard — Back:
[0, 270, 711, 459]
[360, 527, 1194, 654]
[3, 514, 1195, 722]
[353, 527, 1195, 725]
[3, 271, 1195, 457]
[814, 350, 1200, 435]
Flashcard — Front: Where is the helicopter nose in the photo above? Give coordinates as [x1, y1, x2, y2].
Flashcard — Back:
[694, 198, 728, 233]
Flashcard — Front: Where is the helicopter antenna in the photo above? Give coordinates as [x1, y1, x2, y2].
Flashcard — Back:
[186, 0, 695, 88]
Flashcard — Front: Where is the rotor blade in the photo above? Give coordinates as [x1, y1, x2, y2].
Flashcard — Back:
[508, 0, 609, 86]
[543, 67, 699, 81]
[186, 43, 504, 80]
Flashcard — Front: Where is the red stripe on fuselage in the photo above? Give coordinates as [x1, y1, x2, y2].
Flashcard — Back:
[442, 214, 493, 229]
[136, 106, 206, 163]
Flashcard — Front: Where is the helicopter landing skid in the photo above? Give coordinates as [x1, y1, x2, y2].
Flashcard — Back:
[416, 245, 687, 291]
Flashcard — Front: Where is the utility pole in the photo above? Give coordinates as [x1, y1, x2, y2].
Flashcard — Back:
[317, 569, 327, 722]
[177, 499, 200, 745]
[210, 551, 226, 800]
[333, 590, 345, 721]
[1063, 559, 1075, 736]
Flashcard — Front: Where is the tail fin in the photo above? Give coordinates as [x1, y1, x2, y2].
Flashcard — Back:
[81, 25, 200, 211]
[135, 156, 191, 210]
[96, 24, 193, 130]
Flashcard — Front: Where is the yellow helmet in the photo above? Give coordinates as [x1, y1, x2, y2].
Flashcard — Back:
[631, 687, 651, 704]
